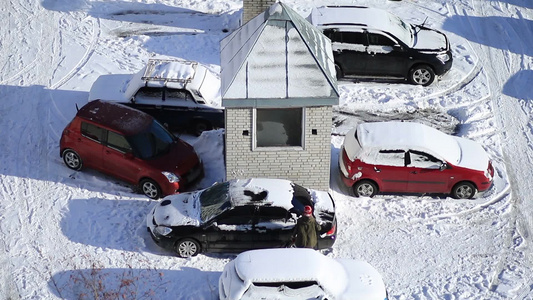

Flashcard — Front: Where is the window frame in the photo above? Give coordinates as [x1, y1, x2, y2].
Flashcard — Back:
[252, 107, 306, 151]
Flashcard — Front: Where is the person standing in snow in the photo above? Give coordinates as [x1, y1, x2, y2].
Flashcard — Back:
[292, 205, 321, 249]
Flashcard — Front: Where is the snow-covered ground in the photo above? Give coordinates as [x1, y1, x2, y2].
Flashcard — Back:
[0, 0, 532, 299]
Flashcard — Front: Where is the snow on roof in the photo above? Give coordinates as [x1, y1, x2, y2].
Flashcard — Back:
[78, 100, 153, 136]
[220, 2, 338, 105]
[234, 248, 348, 296]
[228, 178, 294, 209]
[309, 6, 413, 46]
[142, 59, 196, 84]
[357, 121, 461, 164]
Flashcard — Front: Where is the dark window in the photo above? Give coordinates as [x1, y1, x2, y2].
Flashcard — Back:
[367, 33, 395, 46]
[106, 131, 132, 153]
[256, 108, 303, 147]
[258, 206, 290, 222]
[81, 122, 104, 142]
[135, 87, 162, 100]
[199, 182, 231, 222]
[216, 206, 254, 226]
[253, 281, 320, 289]
[127, 121, 175, 159]
[166, 88, 194, 101]
[342, 32, 367, 45]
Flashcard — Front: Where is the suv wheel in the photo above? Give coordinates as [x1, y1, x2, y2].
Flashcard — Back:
[409, 65, 435, 86]
[62, 149, 83, 170]
[353, 180, 378, 198]
[140, 179, 162, 199]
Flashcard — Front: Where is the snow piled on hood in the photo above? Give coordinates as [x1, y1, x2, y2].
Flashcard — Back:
[152, 193, 200, 227]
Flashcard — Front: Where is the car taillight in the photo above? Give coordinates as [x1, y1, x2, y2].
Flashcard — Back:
[326, 223, 336, 236]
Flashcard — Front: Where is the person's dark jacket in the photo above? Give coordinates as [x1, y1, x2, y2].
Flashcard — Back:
[293, 215, 321, 249]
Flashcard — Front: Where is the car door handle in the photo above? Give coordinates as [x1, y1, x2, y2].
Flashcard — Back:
[373, 167, 381, 172]
[411, 171, 417, 174]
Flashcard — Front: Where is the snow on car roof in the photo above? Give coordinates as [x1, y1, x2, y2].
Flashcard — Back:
[142, 59, 196, 83]
[78, 100, 153, 136]
[309, 6, 413, 46]
[228, 178, 294, 209]
[234, 248, 348, 296]
[357, 121, 461, 164]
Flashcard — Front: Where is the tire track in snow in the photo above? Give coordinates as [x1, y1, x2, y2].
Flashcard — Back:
[50, 16, 101, 90]
[460, 0, 533, 295]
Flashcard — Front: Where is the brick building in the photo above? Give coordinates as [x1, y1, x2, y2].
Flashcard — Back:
[242, 0, 276, 23]
[219, 2, 338, 191]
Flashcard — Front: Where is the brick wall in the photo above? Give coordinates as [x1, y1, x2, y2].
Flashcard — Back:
[243, 0, 276, 23]
[225, 106, 332, 191]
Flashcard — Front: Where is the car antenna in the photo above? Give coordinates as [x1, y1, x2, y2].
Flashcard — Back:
[75, 103, 79, 111]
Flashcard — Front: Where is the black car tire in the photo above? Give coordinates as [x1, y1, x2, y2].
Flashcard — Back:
[409, 65, 435, 86]
[353, 180, 378, 198]
[335, 64, 343, 80]
[451, 182, 477, 199]
[190, 120, 211, 137]
[62, 149, 83, 171]
[140, 178, 162, 199]
[175, 238, 200, 258]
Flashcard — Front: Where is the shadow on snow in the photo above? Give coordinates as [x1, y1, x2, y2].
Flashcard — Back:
[49, 267, 221, 299]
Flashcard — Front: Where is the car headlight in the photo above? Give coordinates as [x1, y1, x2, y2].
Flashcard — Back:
[154, 226, 172, 236]
[162, 171, 180, 183]
[437, 53, 450, 63]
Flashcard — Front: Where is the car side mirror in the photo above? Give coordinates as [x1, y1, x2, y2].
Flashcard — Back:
[439, 162, 448, 171]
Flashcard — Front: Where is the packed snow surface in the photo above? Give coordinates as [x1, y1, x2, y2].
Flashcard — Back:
[1, 0, 532, 299]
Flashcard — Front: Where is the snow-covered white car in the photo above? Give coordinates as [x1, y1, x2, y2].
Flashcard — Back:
[307, 6, 452, 86]
[146, 178, 337, 258]
[89, 58, 224, 135]
[219, 248, 388, 300]
[340, 121, 494, 199]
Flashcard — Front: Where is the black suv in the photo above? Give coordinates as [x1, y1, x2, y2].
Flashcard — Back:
[308, 6, 453, 86]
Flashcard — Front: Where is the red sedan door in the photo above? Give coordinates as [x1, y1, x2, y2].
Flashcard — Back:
[369, 150, 409, 193]
[405, 150, 452, 194]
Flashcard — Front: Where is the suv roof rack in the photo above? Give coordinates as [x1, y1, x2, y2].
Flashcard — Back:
[321, 23, 367, 27]
[141, 58, 197, 83]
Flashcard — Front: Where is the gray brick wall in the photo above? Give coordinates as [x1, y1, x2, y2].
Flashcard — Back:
[225, 106, 332, 191]
[243, 0, 276, 23]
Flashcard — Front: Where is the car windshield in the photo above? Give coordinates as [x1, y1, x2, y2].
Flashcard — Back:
[388, 13, 414, 46]
[199, 182, 232, 222]
[127, 121, 175, 159]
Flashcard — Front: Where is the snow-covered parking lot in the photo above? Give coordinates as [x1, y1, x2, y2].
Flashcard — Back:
[1, 0, 532, 299]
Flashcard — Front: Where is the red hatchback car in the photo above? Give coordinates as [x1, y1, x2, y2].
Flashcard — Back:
[60, 100, 203, 199]
[339, 122, 494, 199]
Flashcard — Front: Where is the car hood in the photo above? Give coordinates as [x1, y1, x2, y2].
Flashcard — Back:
[336, 259, 388, 300]
[88, 74, 132, 102]
[149, 192, 201, 228]
[454, 136, 490, 171]
[412, 26, 448, 52]
[149, 139, 200, 176]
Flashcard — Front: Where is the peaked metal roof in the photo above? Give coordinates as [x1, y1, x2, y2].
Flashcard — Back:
[220, 2, 339, 108]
